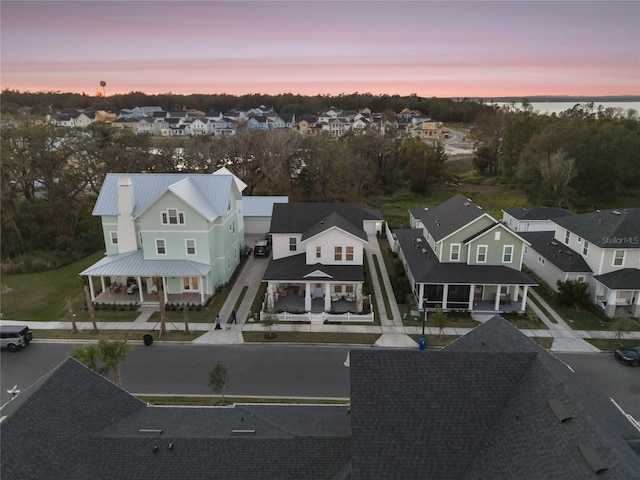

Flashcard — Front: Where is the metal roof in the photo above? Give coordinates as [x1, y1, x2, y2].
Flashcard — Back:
[92, 173, 235, 220]
[79, 250, 211, 277]
[243, 196, 289, 217]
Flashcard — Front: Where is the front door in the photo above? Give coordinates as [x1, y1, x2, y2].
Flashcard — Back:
[314, 283, 323, 298]
[474, 285, 483, 301]
[183, 276, 199, 292]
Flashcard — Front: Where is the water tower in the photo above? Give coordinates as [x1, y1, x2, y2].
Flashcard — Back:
[99, 80, 107, 97]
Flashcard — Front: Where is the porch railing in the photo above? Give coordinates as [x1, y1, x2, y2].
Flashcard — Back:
[259, 310, 374, 323]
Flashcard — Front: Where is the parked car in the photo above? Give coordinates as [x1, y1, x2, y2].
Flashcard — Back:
[0, 325, 33, 352]
[254, 240, 271, 257]
[614, 345, 640, 366]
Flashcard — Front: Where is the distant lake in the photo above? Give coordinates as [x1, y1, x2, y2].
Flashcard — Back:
[491, 101, 640, 116]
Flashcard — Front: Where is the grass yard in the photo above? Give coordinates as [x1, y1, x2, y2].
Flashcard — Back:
[31, 329, 201, 342]
[242, 331, 381, 344]
[585, 338, 639, 351]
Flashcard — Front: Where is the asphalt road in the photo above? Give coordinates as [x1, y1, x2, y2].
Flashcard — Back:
[2, 343, 638, 420]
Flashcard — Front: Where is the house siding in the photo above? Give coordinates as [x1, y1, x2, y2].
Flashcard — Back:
[438, 216, 495, 263]
[304, 229, 365, 265]
[467, 226, 524, 270]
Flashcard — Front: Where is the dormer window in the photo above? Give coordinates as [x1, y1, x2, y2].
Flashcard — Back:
[161, 208, 185, 225]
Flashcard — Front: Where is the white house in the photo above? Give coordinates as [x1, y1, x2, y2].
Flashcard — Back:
[261, 203, 373, 321]
[523, 208, 640, 318]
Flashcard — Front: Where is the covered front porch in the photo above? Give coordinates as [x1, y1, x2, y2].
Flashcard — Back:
[593, 269, 640, 319]
[416, 283, 532, 313]
[265, 281, 366, 314]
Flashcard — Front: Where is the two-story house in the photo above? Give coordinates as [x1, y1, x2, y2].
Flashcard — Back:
[80, 171, 245, 306]
[261, 203, 378, 321]
[521, 208, 640, 318]
[396, 194, 536, 313]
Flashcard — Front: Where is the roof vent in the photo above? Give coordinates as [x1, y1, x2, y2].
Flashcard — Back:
[477, 205, 482, 209]
[464, 202, 470, 207]
[612, 210, 621, 215]
[578, 444, 608, 474]
[548, 398, 572, 423]
[550, 241, 558, 246]
[139, 429, 163, 435]
[422, 249, 427, 254]
[232, 429, 256, 436]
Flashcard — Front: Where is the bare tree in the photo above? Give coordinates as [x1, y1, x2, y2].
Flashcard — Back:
[65, 297, 78, 334]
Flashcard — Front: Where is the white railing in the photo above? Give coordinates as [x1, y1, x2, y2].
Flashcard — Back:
[259, 310, 374, 323]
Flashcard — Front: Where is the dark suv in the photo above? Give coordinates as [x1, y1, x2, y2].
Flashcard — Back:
[254, 240, 271, 257]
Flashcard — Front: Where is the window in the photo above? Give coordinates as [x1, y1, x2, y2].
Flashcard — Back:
[289, 237, 297, 252]
[156, 239, 166, 255]
[161, 208, 185, 225]
[564, 230, 570, 245]
[494, 231, 501, 241]
[524, 245, 528, 254]
[577, 276, 585, 283]
[477, 245, 487, 263]
[334, 246, 343, 261]
[185, 239, 196, 255]
[582, 240, 589, 256]
[450, 244, 460, 261]
[503, 245, 514, 263]
[538, 256, 545, 265]
[346, 246, 354, 261]
[613, 250, 625, 266]
[110, 231, 118, 245]
[316, 246, 321, 259]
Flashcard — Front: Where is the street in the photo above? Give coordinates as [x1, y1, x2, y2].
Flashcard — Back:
[2, 343, 638, 421]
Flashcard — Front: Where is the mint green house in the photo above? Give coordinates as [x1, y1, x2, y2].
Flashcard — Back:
[81, 171, 245, 306]
[396, 194, 536, 313]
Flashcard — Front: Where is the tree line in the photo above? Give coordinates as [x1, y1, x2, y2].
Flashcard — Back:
[472, 103, 640, 209]
[1, 118, 448, 272]
[1, 89, 491, 123]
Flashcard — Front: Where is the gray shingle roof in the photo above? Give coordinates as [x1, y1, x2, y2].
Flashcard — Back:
[593, 268, 640, 289]
[504, 206, 573, 220]
[409, 194, 489, 242]
[350, 316, 640, 479]
[395, 229, 536, 285]
[270, 203, 367, 242]
[554, 208, 640, 249]
[520, 231, 592, 273]
[263, 253, 365, 282]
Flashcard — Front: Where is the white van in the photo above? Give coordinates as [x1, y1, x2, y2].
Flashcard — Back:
[0, 325, 33, 352]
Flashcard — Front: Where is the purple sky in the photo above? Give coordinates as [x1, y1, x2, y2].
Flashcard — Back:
[1, 1, 639, 97]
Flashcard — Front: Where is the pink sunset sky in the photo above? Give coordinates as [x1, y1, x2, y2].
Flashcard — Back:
[1, 0, 639, 98]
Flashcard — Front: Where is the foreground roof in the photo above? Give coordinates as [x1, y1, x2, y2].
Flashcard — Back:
[594, 268, 640, 289]
[350, 316, 640, 479]
[79, 250, 211, 277]
[270, 203, 367, 241]
[263, 253, 365, 282]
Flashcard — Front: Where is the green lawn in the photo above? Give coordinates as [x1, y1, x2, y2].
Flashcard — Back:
[242, 331, 381, 344]
[31, 329, 201, 342]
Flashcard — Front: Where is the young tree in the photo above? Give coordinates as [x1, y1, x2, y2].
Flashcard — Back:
[208, 360, 230, 405]
[97, 339, 132, 387]
[65, 297, 78, 334]
[611, 317, 637, 346]
[430, 306, 448, 339]
[153, 277, 167, 335]
[262, 312, 278, 340]
[84, 283, 99, 334]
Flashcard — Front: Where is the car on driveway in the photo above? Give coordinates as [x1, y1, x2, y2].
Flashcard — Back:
[254, 240, 271, 257]
[614, 345, 640, 366]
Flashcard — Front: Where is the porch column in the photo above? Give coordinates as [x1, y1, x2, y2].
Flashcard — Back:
[494, 285, 501, 311]
[418, 283, 425, 309]
[137, 276, 144, 303]
[520, 285, 529, 312]
[100, 277, 106, 293]
[468, 284, 475, 310]
[305, 283, 312, 311]
[88, 276, 96, 301]
[632, 292, 640, 319]
[605, 289, 618, 318]
[513, 285, 520, 303]
[200, 276, 205, 303]
[324, 282, 331, 311]
[442, 284, 449, 310]
[162, 277, 168, 304]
